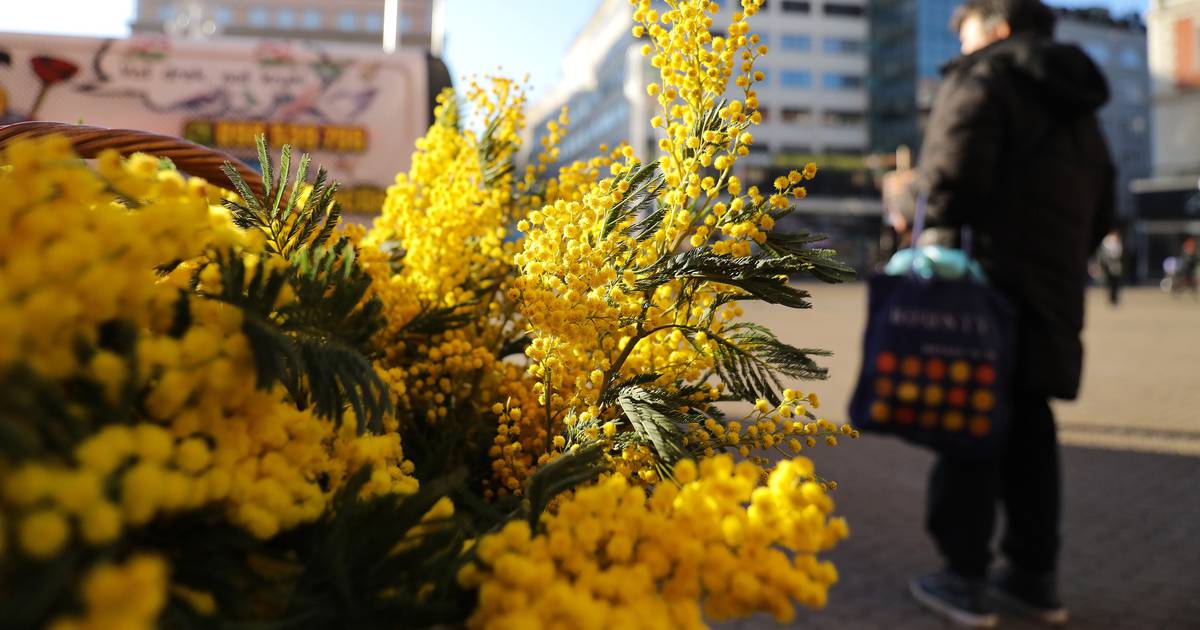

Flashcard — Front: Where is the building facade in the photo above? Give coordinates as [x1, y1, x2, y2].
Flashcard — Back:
[131, 0, 441, 51]
[1056, 8, 1152, 221]
[1133, 0, 1200, 279]
[528, 0, 882, 269]
[531, 0, 871, 164]
[1147, 0, 1200, 177]
[867, 0, 961, 154]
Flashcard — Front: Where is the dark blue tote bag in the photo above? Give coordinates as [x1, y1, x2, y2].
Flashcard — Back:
[849, 200, 1016, 458]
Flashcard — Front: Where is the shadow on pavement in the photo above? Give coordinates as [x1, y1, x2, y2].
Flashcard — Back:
[728, 435, 1200, 629]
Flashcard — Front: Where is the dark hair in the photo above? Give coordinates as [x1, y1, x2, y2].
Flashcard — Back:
[951, 0, 1056, 37]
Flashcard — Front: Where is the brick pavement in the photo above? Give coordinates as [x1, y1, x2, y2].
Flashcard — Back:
[721, 285, 1200, 629]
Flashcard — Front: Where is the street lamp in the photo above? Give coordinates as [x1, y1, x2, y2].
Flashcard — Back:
[383, 0, 399, 53]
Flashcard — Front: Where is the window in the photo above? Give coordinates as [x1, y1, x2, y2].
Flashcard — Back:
[758, 107, 770, 123]
[364, 12, 383, 32]
[1118, 47, 1143, 70]
[158, 3, 177, 23]
[1125, 84, 1145, 104]
[248, 7, 270, 28]
[277, 8, 295, 28]
[337, 10, 357, 31]
[781, 34, 812, 52]
[822, 109, 865, 125]
[400, 12, 413, 33]
[823, 3, 864, 17]
[781, 70, 811, 88]
[823, 37, 864, 54]
[1083, 43, 1110, 65]
[213, 6, 233, 25]
[781, 1, 811, 14]
[823, 73, 864, 89]
[302, 9, 321, 30]
[781, 144, 812, 153]
[781, 107, 812, 123]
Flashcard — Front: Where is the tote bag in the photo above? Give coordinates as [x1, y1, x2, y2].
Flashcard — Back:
[848, 199, 1016, 458]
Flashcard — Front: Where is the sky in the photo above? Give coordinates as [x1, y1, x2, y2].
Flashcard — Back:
[3, 0, 1149, 104]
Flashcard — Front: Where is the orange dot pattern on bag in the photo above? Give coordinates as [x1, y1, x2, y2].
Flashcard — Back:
[872, 355, 997, 437]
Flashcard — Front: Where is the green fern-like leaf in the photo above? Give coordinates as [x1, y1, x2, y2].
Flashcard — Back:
[636, 248, 814, 308]
[221, 136, 342, 258]
[617, 387, 692, 464]
[198, 247, 390, 431]
[523, 443, 607, 529]
[599, 160, 664, 239]
[708, 322, 830, 406]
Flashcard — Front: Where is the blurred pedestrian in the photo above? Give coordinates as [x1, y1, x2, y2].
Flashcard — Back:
[1099, 230, 1123, 306]
[1175, 237, 1199, 298]
[902, 0, 1115, 627]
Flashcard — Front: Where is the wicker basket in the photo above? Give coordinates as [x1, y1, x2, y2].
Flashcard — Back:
[0, 121, 264, 196]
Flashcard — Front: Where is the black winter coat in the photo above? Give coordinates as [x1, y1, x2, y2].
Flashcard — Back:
[915, 34, 1115, 400]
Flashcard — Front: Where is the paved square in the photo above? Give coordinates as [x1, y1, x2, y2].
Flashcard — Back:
[727, 285, 1200, 629]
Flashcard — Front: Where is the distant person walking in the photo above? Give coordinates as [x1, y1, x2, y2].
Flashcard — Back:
[904, 0, 1114, 627]
[1174, 237, 1199, 298]
[1099, 230, 1123, 306]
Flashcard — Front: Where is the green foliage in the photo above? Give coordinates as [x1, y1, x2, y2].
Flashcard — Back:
[617, 387, 692, 465]
[477, 115, 516, 189]
[198, 245, 390, 432]
[221, 136, 341, 259]
[599, 160, 665, 240]
[708, 322, 830, 406]
[523, 443, 606, 529]
[637, 248, 815, 309]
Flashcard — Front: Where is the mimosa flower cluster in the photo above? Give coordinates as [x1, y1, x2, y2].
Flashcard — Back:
[460, 455, 849, 629]
[0, 136, 418, 628]
[1, 0, 857, 627]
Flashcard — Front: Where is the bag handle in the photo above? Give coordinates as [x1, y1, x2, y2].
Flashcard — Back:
[910, 193, 974, 261]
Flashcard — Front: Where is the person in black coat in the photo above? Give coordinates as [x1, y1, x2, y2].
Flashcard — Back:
[904, 0, 1115, 627]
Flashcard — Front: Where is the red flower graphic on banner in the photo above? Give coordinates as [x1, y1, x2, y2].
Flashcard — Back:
[29, 55, 79, 119]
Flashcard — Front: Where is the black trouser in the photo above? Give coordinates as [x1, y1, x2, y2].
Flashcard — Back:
[926, 391, 1061, 580]
[1105, 272, 1120, 305]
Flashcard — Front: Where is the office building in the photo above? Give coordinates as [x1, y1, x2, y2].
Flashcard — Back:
[867, 0, 962, 154]
[1146, 0, 1200, 177]
[531, 0, 871, 164]
[1132, 0, 1200, 279]
[131, 0, 442, 51]
[1056, 8, 1152, 221]
[528, 0, 881, 269]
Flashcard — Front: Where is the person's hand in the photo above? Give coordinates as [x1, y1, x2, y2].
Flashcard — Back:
[882, 169, 917, 232]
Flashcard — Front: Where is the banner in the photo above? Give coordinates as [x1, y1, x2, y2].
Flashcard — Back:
[0, 33, 430, 214]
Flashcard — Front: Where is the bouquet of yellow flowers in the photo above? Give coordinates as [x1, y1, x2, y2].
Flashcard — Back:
[0, 1, 858, 628]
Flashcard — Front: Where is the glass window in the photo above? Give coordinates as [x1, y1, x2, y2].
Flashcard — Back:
[758, 107, 769, 123]
[822, 109, 865, 125]
[824, 3, 864, 17]
[277, 8, 295, 28]
[781, 34, 812, 51]
[823, 73, 864, 89]
[337, 10, 357, 31]
[364, 12, 383, 32]
[400, 12, 413, 33]
[1118, 47, 1142, 70]
[781, 107, 812, 123]
[159, 3, 177, 23]
[302, 9, 321, 30]
[248, 7, 270, 28]
[1083, 43, 1109, 65]
[823, 37, 864, 54]
[781, 70, 812, 88]
[213, 6, 234, 25]
[781, 1, 811, 14]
